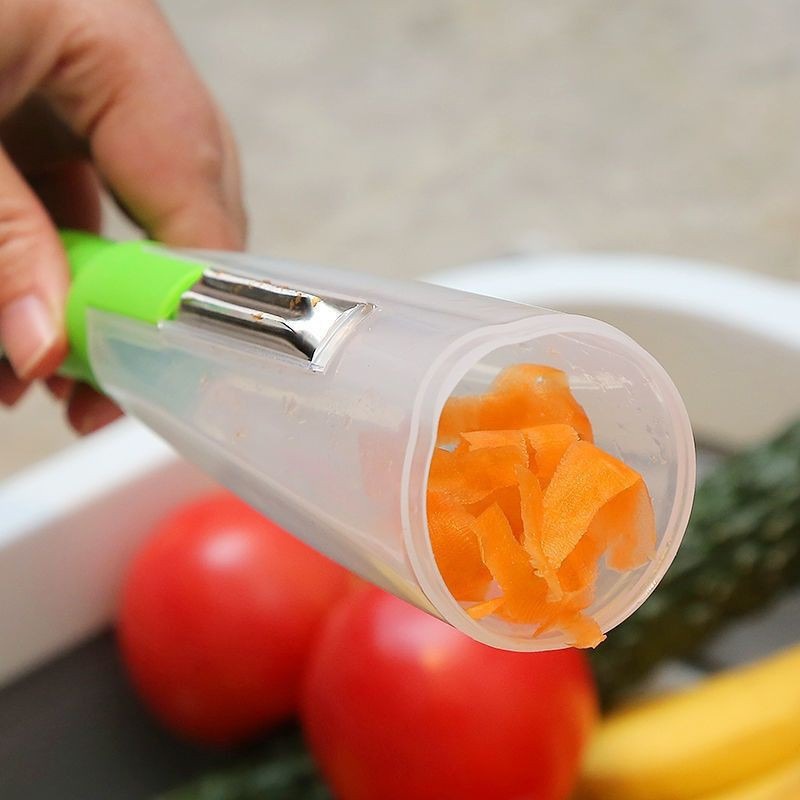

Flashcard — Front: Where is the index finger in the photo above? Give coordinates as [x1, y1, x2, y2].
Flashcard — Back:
[40, 0, 246, 249]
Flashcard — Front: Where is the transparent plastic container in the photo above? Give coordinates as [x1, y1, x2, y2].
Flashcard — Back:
[86, 250, 696, 651]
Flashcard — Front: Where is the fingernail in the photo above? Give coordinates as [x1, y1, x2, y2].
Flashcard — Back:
[0, 295, 58, 380]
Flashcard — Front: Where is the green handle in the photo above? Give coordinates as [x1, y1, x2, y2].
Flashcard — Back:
[60, 230, 204, 383]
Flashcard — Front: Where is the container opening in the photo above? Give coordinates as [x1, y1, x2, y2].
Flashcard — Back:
[414, 320, 694, 651]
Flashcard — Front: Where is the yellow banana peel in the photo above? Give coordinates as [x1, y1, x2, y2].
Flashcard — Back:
[577, 644, 800, 800]
[698, 759, 800, 800]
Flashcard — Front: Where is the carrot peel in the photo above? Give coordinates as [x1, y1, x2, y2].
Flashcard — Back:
[428, 363, 655, 648]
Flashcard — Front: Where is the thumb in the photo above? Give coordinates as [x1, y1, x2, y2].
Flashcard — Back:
[0, 147, 69, 380]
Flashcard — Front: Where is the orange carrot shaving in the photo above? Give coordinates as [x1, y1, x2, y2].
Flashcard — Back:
[472, 504, 549, 623]
[491, 363, 568, 389]
[466, 597, 505, 620]
[427, 362, 655, 648]
[436, 396, 482, 444]
[522, 424, 580, 485]
[540, 440, 639, 570]
[461, 429, 527, 454]
[490, 364, 594, 443]
[437, 364, 594, 445]
[533, 586, 593, 636]
[561, 613, 606, 649]
[427, 491, 491, 602]
[515, 465, 549, 586]
[428, 443, 527, 505]
[557, 529, 605, 595]
[466, 484, 524, 541]
[592, 480, 657, 571]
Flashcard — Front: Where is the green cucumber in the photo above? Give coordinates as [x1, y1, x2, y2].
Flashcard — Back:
[591, 420, 800, 702]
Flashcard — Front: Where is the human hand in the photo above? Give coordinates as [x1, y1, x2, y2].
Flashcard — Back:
[0, 0, 246, 432]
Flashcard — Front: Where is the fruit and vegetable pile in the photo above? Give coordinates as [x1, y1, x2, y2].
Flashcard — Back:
[113, 367, 800, 800]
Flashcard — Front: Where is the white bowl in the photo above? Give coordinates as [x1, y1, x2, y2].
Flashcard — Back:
[1, 253, 798, 687]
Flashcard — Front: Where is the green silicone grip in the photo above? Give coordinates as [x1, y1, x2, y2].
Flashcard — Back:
[60, 230, 204, 383]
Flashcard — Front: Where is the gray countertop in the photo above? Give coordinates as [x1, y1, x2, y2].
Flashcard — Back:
[0, 633, 252, 800]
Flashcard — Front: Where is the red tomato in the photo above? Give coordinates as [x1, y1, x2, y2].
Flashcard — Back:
[301, 588, 597, 800]
[118, 492, 352, 747]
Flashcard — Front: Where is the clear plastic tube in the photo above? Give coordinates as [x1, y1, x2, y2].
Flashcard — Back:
[86, 249, 695, 651]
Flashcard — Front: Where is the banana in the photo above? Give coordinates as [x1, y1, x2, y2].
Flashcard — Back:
[698, 759, 800, 800]
[577, 644, 800, 800]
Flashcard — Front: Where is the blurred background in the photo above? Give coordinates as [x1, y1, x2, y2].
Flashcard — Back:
[3, 0, 799, 478]
[3, 4, 800, 799]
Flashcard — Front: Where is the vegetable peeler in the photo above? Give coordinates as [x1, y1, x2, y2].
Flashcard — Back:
[60, 230, 695, 651]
